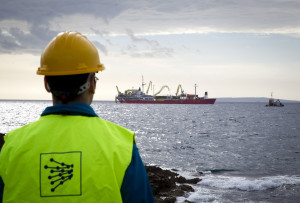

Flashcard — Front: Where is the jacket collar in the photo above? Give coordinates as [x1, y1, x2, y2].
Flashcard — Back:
[41, 102, 98, 117]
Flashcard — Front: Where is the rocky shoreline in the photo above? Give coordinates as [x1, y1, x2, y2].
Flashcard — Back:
[1, 133, 202, 202]
[145, 165, 202, 202]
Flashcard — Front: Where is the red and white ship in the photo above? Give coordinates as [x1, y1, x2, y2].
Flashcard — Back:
[115, 77, 216, 104]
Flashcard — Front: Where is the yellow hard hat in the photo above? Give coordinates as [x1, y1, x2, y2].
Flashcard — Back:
[37, 31, 105, 76]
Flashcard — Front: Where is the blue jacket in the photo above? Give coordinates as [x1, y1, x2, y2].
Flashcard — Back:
[0, 103, 154, 203]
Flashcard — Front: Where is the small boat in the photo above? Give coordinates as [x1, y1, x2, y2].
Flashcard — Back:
[266, 93, 284, 107]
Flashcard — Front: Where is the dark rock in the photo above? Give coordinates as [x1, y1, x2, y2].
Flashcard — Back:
[176, 176, 201, 184]
[145, 165, 201, 203]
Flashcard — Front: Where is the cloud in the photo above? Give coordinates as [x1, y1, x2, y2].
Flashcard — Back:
[0, 25, 56, 54]
[0, 29, 20, 51]
[0, 0, 128, 52]
[0, 0, 126, 25]
[124, 29, 174, 57]
[92, 41, 108, 55]
[1, 0, 300, 53]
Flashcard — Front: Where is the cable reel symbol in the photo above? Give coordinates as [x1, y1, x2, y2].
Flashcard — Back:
[44, 158, 74, 192]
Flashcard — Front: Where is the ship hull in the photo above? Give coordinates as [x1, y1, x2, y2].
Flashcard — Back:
[118, 98, 216, 104]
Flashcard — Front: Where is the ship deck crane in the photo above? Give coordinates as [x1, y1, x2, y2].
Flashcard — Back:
[146, 81, 152, 94]
[154, 85, 170, 97]
[116, 86, 121, 94]
[176, 84, 184, 96]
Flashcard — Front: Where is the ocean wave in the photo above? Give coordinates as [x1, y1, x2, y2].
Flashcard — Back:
[198, 174, 300, 191]
[177, 186, 220, 203]
[203, 169, 237, 174]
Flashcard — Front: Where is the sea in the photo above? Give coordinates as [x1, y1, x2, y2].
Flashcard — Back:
[1, 100, 300, 203]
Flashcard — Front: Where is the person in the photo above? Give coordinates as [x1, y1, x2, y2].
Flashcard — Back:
[0, 31, 154, 202]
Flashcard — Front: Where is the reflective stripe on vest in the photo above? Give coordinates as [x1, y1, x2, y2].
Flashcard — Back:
[0, 115, 135, 202]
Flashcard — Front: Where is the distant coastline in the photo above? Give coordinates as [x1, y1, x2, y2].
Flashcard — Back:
[215, 97, 300, 103]
[1, 97, 300, 103]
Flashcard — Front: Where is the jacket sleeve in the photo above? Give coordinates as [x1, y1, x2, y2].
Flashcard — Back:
[121, 144, 155, 203]
[0, 176, 3, 203]
[0, 134, 4, 202]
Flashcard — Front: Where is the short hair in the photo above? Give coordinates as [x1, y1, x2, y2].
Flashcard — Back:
[46, 73, 90, 103]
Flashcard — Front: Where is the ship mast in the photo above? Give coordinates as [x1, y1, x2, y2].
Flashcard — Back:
[194, 84, 197, 99]
[141, 75, 146, 93]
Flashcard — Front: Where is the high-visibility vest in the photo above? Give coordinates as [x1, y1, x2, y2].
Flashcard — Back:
[0, 115, 135, 202]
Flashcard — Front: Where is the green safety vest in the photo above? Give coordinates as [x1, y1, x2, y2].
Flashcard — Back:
[0, 115, 135, 202]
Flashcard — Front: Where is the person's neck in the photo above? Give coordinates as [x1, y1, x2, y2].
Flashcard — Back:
[52, 94, 93, 105]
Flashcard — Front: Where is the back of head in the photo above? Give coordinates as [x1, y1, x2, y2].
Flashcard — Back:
[37, 31, 105, 103]
[45, 74, 91, 103]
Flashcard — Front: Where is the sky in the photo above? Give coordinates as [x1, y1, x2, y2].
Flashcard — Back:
[0, 0, 300, 101]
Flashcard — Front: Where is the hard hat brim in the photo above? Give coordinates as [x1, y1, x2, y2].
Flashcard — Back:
[37, 64, 105, 76]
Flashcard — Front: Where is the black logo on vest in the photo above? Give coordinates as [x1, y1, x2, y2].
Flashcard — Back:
[40, 151, 82, 197]
[44, 158, 74, 192]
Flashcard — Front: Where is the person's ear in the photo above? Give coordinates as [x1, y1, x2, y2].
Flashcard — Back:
[44, 76, 51, 93]
[89, 74, 96, 94]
